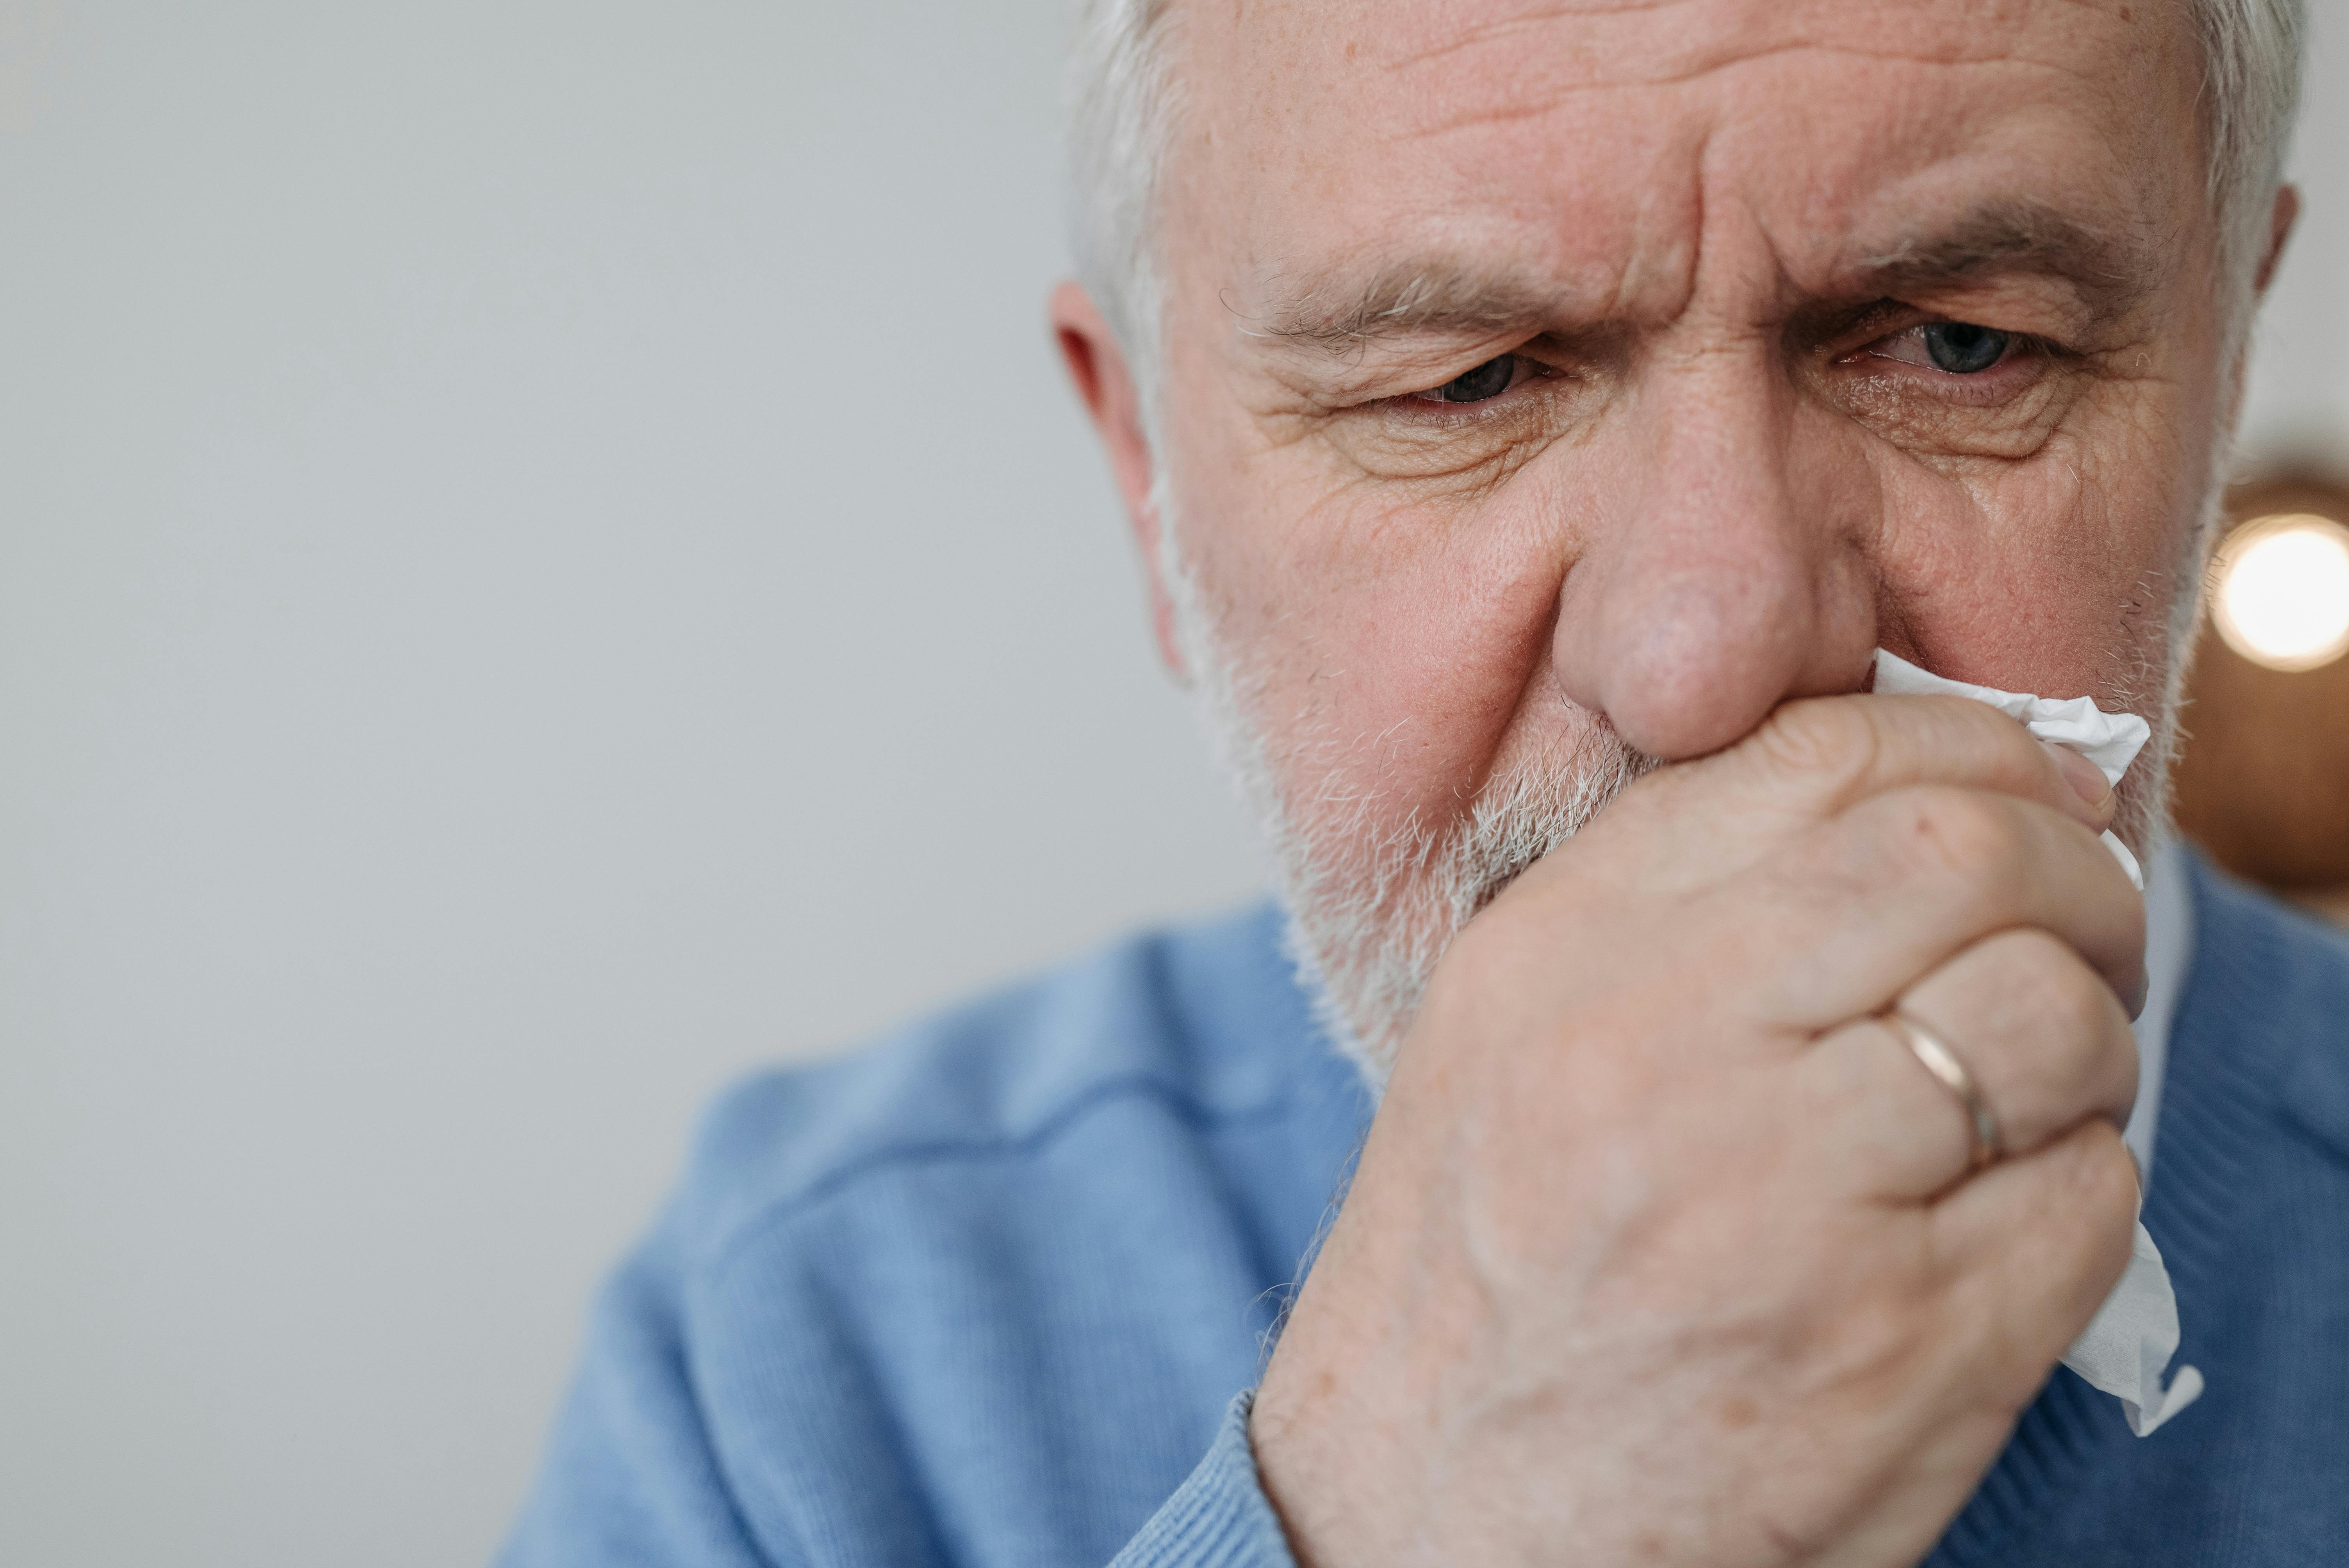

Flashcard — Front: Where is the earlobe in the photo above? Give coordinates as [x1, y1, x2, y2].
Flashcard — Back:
[2254, 184, 2300, 296]
[1049, 280, 1191, 684]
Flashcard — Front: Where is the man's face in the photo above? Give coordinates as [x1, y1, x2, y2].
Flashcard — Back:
[1140, 0, 2226, 1069]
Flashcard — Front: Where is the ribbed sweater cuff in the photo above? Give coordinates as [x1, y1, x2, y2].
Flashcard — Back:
[1110, 1392, 1298, 1568]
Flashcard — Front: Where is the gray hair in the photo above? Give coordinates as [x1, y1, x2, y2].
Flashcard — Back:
[1063, 0, 1183, 430]
[2201, 0, 2309, 324]
[1065, 0, 2308, 388]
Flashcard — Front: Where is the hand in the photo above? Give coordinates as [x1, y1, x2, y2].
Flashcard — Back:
[1250, 694, 2147, 1568]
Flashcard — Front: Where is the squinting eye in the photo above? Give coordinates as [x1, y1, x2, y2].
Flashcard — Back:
[1418, 355, 1516, 404]
[1854, 320, 2022, 378]
[1922, 322, 2010, 374]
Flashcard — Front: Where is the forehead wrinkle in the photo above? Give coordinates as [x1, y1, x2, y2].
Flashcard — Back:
[1397, 41, 2050, 142]
[1362, 0, 2139, 98]
[1347, 0, 2148, 151]
[1378, 0, 1714, 73]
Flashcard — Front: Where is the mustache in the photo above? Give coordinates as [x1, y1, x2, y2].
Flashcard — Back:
[1449, 735, 1663, 921]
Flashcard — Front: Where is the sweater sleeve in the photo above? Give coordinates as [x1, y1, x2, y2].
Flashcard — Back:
[1110, 1394, 1300, 1568]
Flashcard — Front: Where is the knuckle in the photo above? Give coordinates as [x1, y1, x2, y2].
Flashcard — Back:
[1980, 934, 2139, 1120]
[1995, 930, 2109, 1042]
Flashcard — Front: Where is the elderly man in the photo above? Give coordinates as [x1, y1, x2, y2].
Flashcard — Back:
[502, 0, 2342, 1564]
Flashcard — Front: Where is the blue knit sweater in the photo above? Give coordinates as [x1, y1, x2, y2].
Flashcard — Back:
[500, 855, 2349, 1566]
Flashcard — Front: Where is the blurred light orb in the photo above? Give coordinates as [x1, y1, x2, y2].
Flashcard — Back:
[2211, 513, 2349, 673]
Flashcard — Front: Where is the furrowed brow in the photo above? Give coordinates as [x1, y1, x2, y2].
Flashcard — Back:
[1242, 261, 1563, 352]
[1841, 201, 2166, 318]
[1243, 203, 2162, 356]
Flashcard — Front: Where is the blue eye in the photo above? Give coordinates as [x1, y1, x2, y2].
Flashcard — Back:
[1922, 322, 2009, 374]
[1433, 355, 1515, 402]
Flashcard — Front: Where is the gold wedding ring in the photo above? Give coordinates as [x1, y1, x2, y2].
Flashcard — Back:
[1880, 1009, 2004, 1171]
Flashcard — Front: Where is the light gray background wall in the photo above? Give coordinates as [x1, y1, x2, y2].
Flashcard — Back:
[0, 5, 2339, 1565]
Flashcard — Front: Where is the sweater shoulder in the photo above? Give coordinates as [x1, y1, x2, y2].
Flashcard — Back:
[2183, 856, 2349, 1160]
[663, 899, 1324, 1263]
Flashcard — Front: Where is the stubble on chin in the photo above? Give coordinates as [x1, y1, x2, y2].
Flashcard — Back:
[1171, 573, 1659, 1083]
[1273, 723, 1660, 1086]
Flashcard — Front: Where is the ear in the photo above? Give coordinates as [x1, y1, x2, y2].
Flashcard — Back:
[1051, 280, 1189, 684]
[2254, 184, 2300, 296]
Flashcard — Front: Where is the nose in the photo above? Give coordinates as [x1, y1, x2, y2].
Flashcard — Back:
[1550, 349, 1878, 760]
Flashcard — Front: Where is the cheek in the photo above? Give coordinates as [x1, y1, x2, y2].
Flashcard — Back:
[1173, 430, 1601, 828]
[1872, 408, 2192, 695]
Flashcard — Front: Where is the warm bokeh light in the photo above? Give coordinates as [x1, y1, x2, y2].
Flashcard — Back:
[2211, 513, 2349, 673]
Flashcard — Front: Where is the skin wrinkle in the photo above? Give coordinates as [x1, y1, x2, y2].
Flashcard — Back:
[1374, 0, 2129, 93]
[1671, 119, 1718, 334]
[1400, 44, 2054, 141]
[1379, 0, 1718, 73]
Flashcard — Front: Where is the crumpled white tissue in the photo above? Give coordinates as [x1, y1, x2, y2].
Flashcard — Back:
[1870, 648, 2201, 1437]
[2063, 1221, 2205, 1436]
[1874, 649, 2151, 890]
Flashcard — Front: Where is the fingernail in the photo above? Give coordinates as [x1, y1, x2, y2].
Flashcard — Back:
[2044, 741, 2114, 811]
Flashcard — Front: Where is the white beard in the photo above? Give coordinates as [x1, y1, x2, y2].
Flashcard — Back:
[1261, 725, 1656, 1087]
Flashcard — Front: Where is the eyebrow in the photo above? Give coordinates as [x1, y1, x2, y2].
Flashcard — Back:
[1243, 261, 1562, 352]
[1244, 200, 2165, 354]
[1839, 200, 2166, 319]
